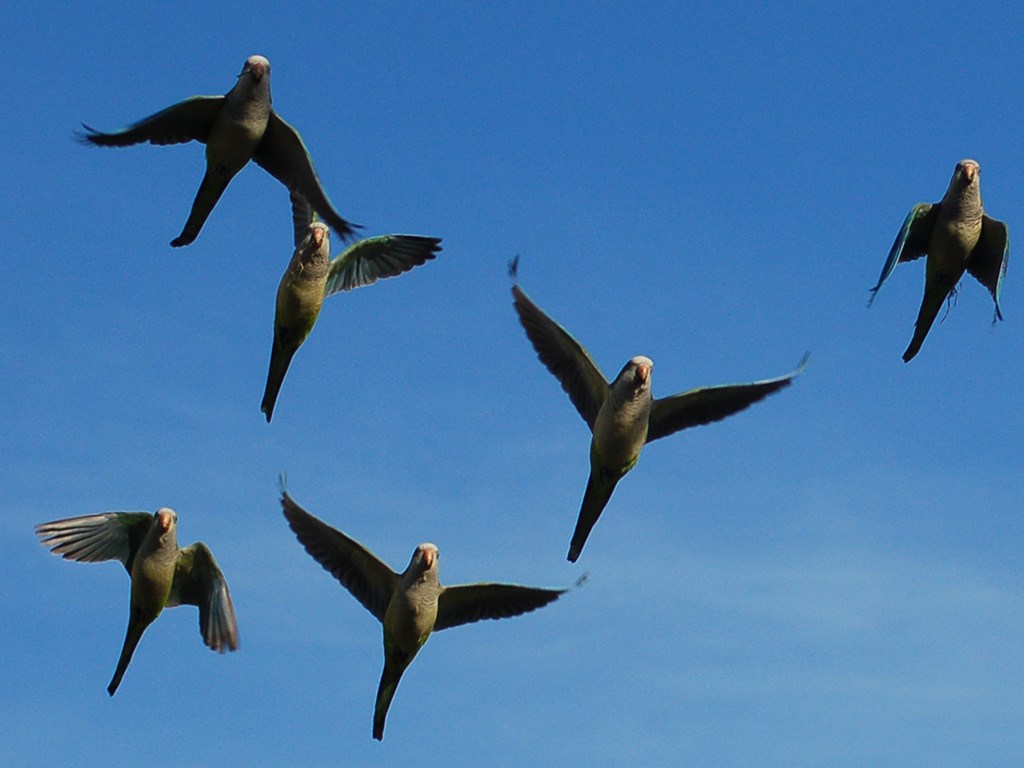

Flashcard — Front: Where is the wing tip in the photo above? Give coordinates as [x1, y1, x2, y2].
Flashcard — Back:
[508, 254, 521, 283]
[75, 123, 104, 146]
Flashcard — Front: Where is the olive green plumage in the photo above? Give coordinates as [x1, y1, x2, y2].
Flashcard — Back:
[260, 192, 442, 421]
[35, 509, 238, 695]
[510, 257, 806, 562]
[870, 159, 1009, 362]
[280, 490, 565, 740]
[79, 54, 357, 247]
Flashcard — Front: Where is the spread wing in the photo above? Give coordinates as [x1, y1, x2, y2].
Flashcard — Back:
[280, 492, 397, 623]
[967, 215, 1009, 321]
[434, 583, 565, 631]
[78, 96, 224, 147]
[646, 354, 808, 443]
[869, 202, 938, 304]
[169, 542, 240, 653]
[34, 512, 154, 574]
[325, 235, 442, 296]
[253, 111, 359, 241]
[512, 284, 608, 430]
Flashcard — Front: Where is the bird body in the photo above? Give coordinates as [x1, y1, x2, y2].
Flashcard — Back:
[180, 58, 273, 245]
[274, 259, 328, 342]
[260, 194, 442, 421]
[110, 510, 179, 695]
[509, 259, 806, 562]
[35, 509, 238, 695]
[130, 511, 179, 609]
[870, 159, 1008, 362]
[375, 544, 440, 740]
[383, 546, 441, 650]
[280, 492, 564, 740]
[79, 54, 357, 247]
[572, 358, 655, 559]
[591, 356, 654, 470]
[210, 62, 271, 160]
[260, 221, 331, 421]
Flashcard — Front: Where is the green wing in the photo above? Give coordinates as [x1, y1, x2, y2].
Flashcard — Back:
[78, 96, 224, 147]
[967, 215, 1009, 322]
[281, 492, 397, 623]
[435, 583, 565, 631]
[253, 111, 359, 241]
[646, 354, 807, 443]
[869, 202, 937, 304]
[169, 541, 240, 652]
[511, 281, 608, 431]
[35, 512, 154, 574]
[323, 235, 441, 297]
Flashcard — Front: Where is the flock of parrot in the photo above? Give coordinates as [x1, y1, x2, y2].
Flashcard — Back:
[34, 54, 1009, 741]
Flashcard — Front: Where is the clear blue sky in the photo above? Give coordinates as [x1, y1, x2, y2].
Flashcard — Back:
[2, 2, 1022, 766]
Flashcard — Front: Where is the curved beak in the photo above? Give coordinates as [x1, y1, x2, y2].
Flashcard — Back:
[636, 362, 651, 384]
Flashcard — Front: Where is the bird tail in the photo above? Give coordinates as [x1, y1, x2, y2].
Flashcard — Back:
[373, 657, 408, 741]
[260, 341, 298, 423]
[567, 472, 618, 562]
[170, 168, 234, 247]
[903, 272, 959, 362]
[107, 609, 151, 696]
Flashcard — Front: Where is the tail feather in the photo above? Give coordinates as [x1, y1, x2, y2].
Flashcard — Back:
[107, 611, 151, 696]
[260, 341, 297, 423]
[903, 272, 959, 362]
[567, 472, 618, 563]
[170, 168, 233, 247]
[373, 658, 408, 741]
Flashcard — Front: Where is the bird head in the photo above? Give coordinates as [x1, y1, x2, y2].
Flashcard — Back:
[954, 158, 980, 186]
[150, 508, 179, 549]
[240, 55, 270, 81]
[406, 543, 439, 581]
[296, 222, 330, 265]
[416, 543, 438, 569]
[613, 355, 653, 397]
[155, 508, 177, 532]
[309, 222, 329, 249]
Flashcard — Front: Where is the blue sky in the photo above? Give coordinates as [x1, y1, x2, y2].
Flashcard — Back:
[2, 2, 1022, 765]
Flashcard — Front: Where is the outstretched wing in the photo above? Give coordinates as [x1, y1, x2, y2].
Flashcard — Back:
[254, 111, 359, 241]
[169, 542, 240, 653]
[280, 492, 397, 623]
[78, 96, 224, 147]
[435, 583, 565, 631]
[511, 283, 608, 431]
[967, 215, 1009, 322]
[34, 512, 154, 574]
[869, 202, 937, 304]
[325, 235, 442, 296]
[646, 355, 808, 443]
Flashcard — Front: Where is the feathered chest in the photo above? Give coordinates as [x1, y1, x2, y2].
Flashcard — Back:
[592, 393, 651, 465]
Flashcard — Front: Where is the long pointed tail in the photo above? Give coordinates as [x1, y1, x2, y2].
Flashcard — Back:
[568, 472, 618, 563]
[170, 168, 233, 247]
[260, 341, 297, 423]
[373, 658, 408, 741]
[107, 612, 151, 696]
[903, 273, 958, 362]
